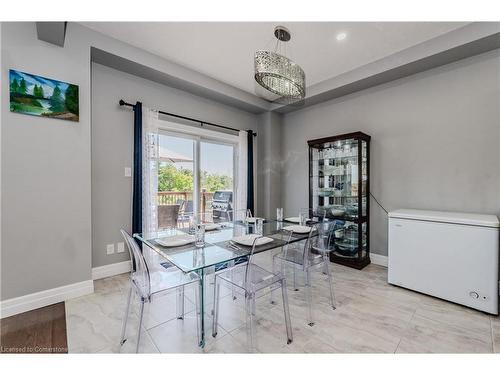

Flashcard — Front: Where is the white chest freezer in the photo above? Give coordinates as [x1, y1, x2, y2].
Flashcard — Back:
[388, 209, 499, 314]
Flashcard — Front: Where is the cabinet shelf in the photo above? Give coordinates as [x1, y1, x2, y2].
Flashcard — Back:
[310, 174, 368, 179]
[315, 193, 363, 199]
[314, 156, 368, 162]
[323, 214, 367, 223]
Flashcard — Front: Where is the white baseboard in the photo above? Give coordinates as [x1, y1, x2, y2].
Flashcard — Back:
[0, 260, 131, 318]
[370, 253, 388, 267]
[0, 280, 94, 319]
[92, 260, 131, 280]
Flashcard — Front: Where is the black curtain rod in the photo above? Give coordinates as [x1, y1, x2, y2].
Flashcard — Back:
[119, 100, 257, 136]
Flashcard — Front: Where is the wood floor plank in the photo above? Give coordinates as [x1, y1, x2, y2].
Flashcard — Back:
[0, 302, 68, 353]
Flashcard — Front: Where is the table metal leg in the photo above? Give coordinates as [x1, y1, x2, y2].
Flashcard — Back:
[196, 268, 205, 348]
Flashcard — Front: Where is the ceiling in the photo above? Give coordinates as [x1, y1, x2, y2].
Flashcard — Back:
[82, 22, 468, 96]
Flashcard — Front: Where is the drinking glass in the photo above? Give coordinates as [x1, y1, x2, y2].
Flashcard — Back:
[195, 223, 205, 248]
[255, 218, 264, 236]
[276, 208, 284, 221]
[299, 212, 308, 226]
[188, 215, 196, 235]
[245, 209, 253, 222]
[276, 220, 283, 231]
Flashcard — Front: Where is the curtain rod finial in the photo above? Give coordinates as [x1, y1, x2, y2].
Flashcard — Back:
[119, 99, 125, 106]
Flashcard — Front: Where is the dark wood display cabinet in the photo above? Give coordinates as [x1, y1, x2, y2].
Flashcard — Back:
[308, 132, 371, 269]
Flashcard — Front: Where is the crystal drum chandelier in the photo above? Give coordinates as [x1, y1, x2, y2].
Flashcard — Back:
[254, 26, 305, 101]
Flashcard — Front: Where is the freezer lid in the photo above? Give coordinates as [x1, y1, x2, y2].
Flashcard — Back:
[388, 209, 500, 228]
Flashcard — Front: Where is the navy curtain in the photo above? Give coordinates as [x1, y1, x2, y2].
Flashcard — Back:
[132, 102, 143, 237]
[246, 130, 254, 215]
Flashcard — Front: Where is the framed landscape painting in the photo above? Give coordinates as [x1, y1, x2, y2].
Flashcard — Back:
[9, 69, 79, 122]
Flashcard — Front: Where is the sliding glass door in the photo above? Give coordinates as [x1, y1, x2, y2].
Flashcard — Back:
[200, 140, 235, 219]
[156, 126, 237, 228]
[157, 132, 196, 229]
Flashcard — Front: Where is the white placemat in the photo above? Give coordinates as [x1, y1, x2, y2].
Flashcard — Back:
[231, 234, 274, 246]
[157, 234, 195, 247]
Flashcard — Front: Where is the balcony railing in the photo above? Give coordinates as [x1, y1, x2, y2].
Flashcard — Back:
[157, 191, 214, 213]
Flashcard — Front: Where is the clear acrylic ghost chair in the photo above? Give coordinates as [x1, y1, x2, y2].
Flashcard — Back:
[226, 208, 252, 224]
[119, 229, 201, 353]
[299, 207, 326, 224]
[207, 210, 249, 302]
[212, 235, 293, 351]
[272, 221, 336, 326]
[197, 211, 213, 222]
[196, 211, 229, 229]
[283, 208, 325, 292]
[208, 209, 231, 225]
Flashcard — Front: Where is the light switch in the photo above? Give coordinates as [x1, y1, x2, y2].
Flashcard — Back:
[107, 244, 115, 255]
[124, 167, 132, 177]
[117, 242, 125, 253]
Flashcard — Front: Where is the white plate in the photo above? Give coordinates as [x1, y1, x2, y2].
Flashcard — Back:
[331, 209, 345, 217]
[232, 234, 273, 247]
[282, 225, 312, 234]
[246, 217, 264, 223]
[157, 234, 195, 247]
[285, 216, 315, 223]
[204, 223, 219, 231]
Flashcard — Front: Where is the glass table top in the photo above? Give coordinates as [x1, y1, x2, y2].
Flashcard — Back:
[134, 220, 316, 273]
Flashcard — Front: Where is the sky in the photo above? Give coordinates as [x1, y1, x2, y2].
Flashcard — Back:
[159, 134, 234, 176]
[10, 69, 70, 98]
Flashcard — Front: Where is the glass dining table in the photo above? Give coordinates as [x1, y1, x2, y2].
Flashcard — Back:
[134, 219, 316, 348]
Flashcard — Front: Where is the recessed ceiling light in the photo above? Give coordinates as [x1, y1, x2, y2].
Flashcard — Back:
[336, 32, 347, 41]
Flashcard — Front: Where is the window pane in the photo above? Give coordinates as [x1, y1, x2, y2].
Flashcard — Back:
[200, 141, 234, 217]
[157, 134, 195, 229]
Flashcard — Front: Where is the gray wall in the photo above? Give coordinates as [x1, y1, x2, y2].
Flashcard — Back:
[91, 63, 259, 267]
[281, 50, 500, 256]
[257, 111, 283, 219]
[1, 22, 265, 300]
[1, 23, 92, 299]
[3, 21, 498, 302]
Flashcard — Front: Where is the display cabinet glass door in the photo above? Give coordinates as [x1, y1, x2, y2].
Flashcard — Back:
[308, 132, 370, 269]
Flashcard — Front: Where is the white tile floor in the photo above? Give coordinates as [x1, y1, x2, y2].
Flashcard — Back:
[65, 252, 500, 353]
